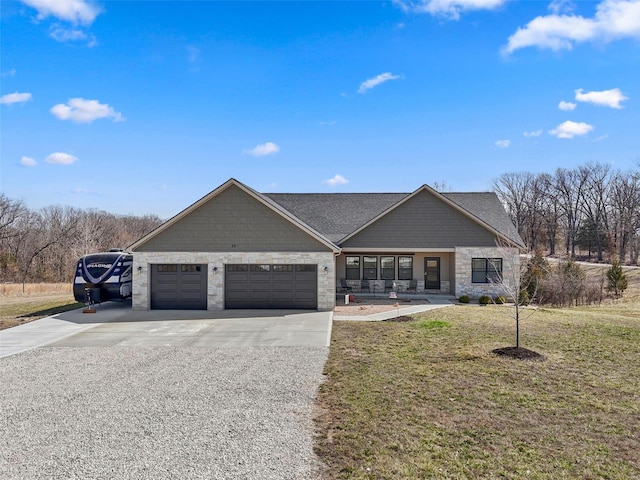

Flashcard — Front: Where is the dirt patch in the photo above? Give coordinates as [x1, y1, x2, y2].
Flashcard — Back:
[333, 297, 429, 316]
[383, 316, 414, 322]
[492, 346, 545, 361]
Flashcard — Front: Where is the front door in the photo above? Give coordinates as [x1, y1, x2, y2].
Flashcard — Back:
[424, 257, 440, 290]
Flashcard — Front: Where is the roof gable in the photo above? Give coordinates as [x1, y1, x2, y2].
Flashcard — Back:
[339, 185, 523, 248]
[443, 192, 524, 247]
[129, 179, 339, 253]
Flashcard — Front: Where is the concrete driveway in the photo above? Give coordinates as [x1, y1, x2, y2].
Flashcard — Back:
[0, 302, 333, 358]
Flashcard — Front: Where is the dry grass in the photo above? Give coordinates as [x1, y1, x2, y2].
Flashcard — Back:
[0, 283, 80, 330]
[0, 282, 72, 296]
[316, 294, 640, 478]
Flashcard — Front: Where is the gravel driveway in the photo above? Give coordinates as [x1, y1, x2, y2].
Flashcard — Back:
[0, 345, 328, 479]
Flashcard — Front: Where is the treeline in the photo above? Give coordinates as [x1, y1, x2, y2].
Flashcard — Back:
[493, 161, 640, 265]
[0, 194, 163, 284]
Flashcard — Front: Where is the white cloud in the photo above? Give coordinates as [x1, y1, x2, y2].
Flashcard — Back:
[358, 72, 401, 94]
[50, 98, 124, 123]
[523, 129, 543, 137]
[393, 0, 506, 20]
[495, 139, 511, 148]
[49, 26, 86, 41]
[19, 156, 37, 167]
[1, 69, 16, 77]
[49, 25, 96, 45]
[46, 152, 78, 165]
[549, 0, 576, 14]
[503, 0, 640, 54]
[20, 0, 101, 25]
[0, 92, 32, 105]
[575, 88, 628, 108]
[558, 100, 577, 111]
[549, 120, 594, 138]
[323, 174, 349, 186]
[243, 142, 280, 156]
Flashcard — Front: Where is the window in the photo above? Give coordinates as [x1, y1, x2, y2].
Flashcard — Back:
[398, 256, 413, 280]
[272, 265, 293, 272]
[472, 258, 503, 283]
[380, 256, 395, 280]
[157, 264, 177, 272]
[295, 265, 316, 272]
[346, 256, 360, 280]
[363, 256, 378, 280]
[251, 264, 271, 272]
[181, 265, 201, 272]
[226, 264, 248, 272]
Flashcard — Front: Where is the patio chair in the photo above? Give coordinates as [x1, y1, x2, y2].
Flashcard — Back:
[360, 280, 370, 293]
[406, 279, 418, 294]
[384, 279, 394, 293]
[339, 278, 353, 293]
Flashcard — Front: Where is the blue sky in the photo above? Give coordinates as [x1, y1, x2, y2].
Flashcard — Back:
[2, 0, 639, 218]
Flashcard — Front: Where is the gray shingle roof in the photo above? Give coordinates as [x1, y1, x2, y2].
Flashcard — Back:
[264, 190, 524, 247]
[263, 193, 406, 243]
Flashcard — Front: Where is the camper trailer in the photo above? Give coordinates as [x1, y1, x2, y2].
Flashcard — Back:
[73, 249, 133, 303]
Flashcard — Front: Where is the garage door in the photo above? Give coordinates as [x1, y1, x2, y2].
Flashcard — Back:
[151, 264, 207, 310]
[225, 264, 317, 309]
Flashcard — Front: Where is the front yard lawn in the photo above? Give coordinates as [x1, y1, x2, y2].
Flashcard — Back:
[315, 303, 640, 479]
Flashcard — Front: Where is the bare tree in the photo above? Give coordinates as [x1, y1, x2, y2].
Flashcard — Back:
[0, 195, 163, 284]
[578, 162, 611, 261]
[432, 180, 450, 192]
[492, 172, 534, 248]
[610, 169, 640, 263]
[487, 236, 542, 350]
[538, 173, 561, 255]
[554, 167, 589, 257]
[0, 194, 28, 242]
[13, 206, 80, 289]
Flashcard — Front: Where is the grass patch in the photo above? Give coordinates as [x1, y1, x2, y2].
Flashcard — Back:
[416, 319, 451, 330]
[316, 302, 640, 479]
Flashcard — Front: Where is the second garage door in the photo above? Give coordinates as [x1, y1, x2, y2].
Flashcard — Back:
[225, 264, 317, 309]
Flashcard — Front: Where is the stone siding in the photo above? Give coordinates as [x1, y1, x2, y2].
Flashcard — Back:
[133, 252, 336, 311]
[454, 246, 520, 299]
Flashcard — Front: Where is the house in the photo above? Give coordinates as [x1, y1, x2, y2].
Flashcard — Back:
[128, 178, 524, 310]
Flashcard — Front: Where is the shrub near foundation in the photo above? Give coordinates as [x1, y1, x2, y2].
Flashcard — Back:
[478, 295, 492, 305]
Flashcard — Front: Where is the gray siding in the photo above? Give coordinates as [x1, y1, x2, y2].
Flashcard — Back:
[341, 190, 498, 248]
[135, 185, 331, 252]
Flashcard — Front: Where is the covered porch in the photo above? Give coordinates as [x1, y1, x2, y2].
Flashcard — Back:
[334, 250, 456, 296]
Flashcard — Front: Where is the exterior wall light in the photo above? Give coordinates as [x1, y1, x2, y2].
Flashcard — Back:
[323, 266, 329, 274]
[137, 266, 143, 273]
[212, 266, 218, 273]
